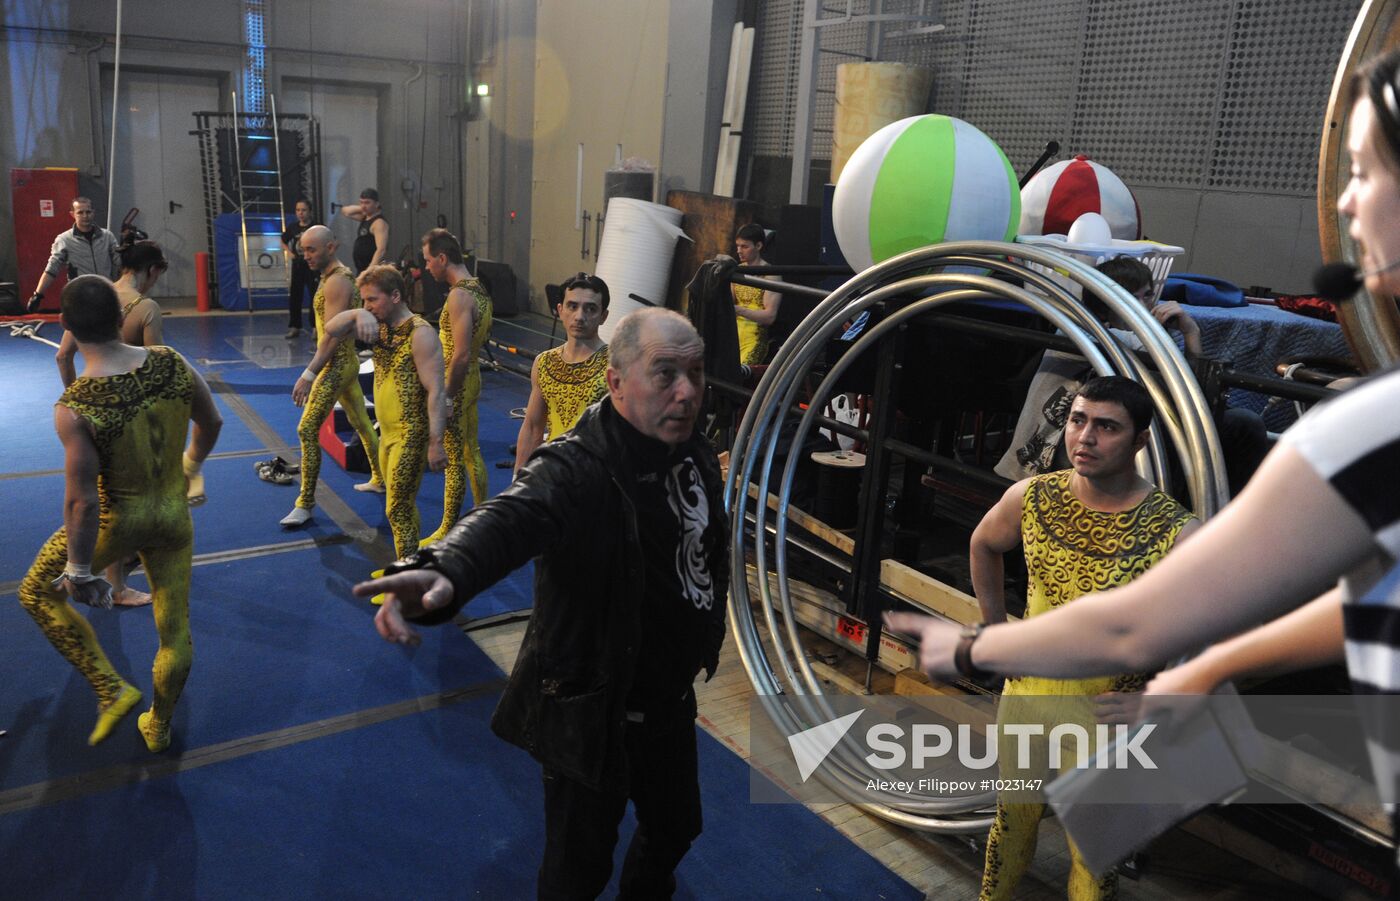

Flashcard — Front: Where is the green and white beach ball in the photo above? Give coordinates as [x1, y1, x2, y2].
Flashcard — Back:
[832, 114, 1019, 273]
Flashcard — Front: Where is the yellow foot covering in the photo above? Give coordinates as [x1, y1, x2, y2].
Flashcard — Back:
[418, 531, 446, 549]
[89, 682, 142, 746]
[369, 568, 387, 606]
[137, 710, 171, 753]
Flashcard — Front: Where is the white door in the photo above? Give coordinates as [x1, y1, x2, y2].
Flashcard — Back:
[280, 81, 381, 260]
[102, 69, 221, 299]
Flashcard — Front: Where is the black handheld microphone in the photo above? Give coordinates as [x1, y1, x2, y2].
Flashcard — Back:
[1312, 259, 1400, 300]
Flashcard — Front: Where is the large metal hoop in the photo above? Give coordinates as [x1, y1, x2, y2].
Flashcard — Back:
[1319, 0, 1400, 370]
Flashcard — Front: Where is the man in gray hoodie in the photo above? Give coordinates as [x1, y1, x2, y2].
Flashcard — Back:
[28, 197, 121, 313]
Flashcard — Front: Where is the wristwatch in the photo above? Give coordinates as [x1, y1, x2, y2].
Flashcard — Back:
[954, 623, 996, 685]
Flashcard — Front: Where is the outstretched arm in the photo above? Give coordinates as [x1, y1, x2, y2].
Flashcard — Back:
[968, 480, 1028, 624]
[292, 309, 373, 405]
[887, 444, 1374, 680]
[514, 356, 548, 474]
[413, 324, 448, 471]
[1145, 586, 1345, 695]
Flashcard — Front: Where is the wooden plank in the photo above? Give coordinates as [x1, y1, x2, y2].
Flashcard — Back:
[880, 557, 1013, 626]
[745, 481, 856, 555]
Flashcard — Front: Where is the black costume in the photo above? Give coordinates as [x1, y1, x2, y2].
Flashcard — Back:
[352, 214, 384, 273]
[390, 397, 729, 900]
[281, 219, 317, 329]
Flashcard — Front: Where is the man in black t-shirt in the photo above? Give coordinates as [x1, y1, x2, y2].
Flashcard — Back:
[281, 198, 318, 338]
[339, 187, 388, 273]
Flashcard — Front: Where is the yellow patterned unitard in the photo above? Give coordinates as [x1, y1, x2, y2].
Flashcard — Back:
[538, 344, 608, 439]
[19, 347, 196, 745]
[732, 281, 769, 365]
[374, 314, 435, 557]
[295, 263, 382, 508]
[426, 277, 492, 543]
[979, 470, 1192, 901]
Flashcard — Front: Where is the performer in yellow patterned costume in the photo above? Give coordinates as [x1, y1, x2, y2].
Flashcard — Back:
[965, 376, 1196, 901]
[54, 240, 175, 607]
[514, 272, 610, 473]
[284, 225, 382, 528]
[19, 276, 223, 751]
[300, 264, 446, 563]
[731, 223, 783, 365]
[420, 229, 492, 543]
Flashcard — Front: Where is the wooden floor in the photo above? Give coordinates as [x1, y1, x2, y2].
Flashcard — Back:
[463, 615, 1310, 900]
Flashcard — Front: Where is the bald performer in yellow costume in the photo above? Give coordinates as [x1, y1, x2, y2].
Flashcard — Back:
[19, 276, 223, 751]
[420, 228, 492, 543]
[282, 225, 383, 528]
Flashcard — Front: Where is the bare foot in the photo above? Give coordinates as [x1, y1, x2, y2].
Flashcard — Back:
[112, 588, 153, 607]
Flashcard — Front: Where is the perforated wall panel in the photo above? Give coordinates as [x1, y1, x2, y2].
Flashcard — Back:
[1208, 0, 1359, 192]
[1069, 0, 1234, 188]
[751, 0, 1366, 196]
[749, 0, 803, 157]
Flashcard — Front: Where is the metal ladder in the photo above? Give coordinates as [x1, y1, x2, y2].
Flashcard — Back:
[230, 90, 288, 315]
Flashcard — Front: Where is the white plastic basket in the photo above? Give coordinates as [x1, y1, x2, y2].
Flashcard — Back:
[1015, 234, 1184, 305]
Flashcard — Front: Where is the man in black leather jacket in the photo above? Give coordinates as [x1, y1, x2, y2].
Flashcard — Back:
[358, 307, 730, 901]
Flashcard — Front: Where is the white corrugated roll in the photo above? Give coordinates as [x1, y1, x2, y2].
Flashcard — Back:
[594, 198, 689, 341]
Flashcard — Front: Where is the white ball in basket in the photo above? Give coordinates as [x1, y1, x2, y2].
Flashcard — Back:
[1066, 212, 1112, 245]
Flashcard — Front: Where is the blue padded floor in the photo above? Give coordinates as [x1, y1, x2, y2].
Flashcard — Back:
[0, 689, 920, 901]
[1, 311, 918, 899]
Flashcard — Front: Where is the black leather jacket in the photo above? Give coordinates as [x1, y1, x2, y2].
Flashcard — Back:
[390, 398, 730, 790]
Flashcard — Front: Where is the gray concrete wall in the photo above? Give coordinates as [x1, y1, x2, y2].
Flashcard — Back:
[1133, 186, 1324, 295]
[0, 0, 466, 288]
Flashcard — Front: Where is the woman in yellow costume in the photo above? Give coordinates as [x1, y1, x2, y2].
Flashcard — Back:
[419, 228, 491, 543]
[20, 276, 222, 751]
[730, 223, 783, 365]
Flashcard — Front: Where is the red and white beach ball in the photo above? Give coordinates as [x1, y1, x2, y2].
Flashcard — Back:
[1019, 155, 1141, 240]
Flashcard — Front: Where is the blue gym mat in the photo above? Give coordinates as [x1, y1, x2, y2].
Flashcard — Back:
[0, 313, 920, 899]
[0, 688, 921, 900]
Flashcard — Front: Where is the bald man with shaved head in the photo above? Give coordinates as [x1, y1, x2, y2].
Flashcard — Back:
[280, 225, 383, 527]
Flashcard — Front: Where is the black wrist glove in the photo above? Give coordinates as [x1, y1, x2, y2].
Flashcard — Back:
[26, 292, 44, 314]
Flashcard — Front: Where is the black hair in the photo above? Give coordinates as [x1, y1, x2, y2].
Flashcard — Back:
[1082, 256, 1154, 322]
[61, 275, 122, 342]
[735, 223, 767, 246]
[1095, 256, 1153, 296]
[360, 188, 380, 202]
[119, 240, 168, 274]
[420, 228, 465, 265]
[1075, 375, 1154, 435]
[559, 271, 610, 310]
